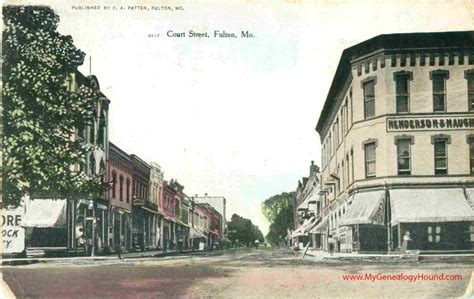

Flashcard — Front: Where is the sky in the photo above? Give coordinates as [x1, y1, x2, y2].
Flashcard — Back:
[18, 0, 473, 235]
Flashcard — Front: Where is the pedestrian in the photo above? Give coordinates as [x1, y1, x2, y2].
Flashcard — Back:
[115, 235, 123, 260]
[77, 228, 87, 255]
[328, 234, 335, 256]
[401, 230, 412, 253]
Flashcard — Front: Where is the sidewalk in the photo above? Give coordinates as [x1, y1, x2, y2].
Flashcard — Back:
[303, 249, 474, 263]
[1, 248, 208, 266]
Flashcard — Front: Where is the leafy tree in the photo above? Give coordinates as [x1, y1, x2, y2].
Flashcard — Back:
[2, 6, 105, 207]
[227, 213, 264, 246]
[262, 192, 295, 245]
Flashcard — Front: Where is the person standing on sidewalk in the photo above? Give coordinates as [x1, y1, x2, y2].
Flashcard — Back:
[115, 235, 123, 259]
[328, 235, 335, 256]
[401, 231, 412, 253]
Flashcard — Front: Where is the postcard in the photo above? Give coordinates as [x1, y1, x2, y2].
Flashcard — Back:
[1, 1, 474, 298]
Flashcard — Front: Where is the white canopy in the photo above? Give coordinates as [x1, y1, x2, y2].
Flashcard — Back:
[390, 188, 474, 225]
[21, 199, 67, 228]
[189, 227, 207, 239]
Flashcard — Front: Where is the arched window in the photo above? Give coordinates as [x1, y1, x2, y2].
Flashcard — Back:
[111, 171, 117, 198]
[119, 175, 124, 201]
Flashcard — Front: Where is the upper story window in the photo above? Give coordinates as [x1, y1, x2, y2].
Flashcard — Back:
[465, 70, 474, 111]
[112, 171, 117, 198]
[126, 179, 130, 203]
[119, 175, 124, 201]
[363, 79, 376, 119]
[395, 138, 413, 175]
[363, 140, 377, 178]
[393, 71, 413, 114]
[430, 70, 449, 113]
[432, 135, 450, 175]
[468, 135, 474, 175]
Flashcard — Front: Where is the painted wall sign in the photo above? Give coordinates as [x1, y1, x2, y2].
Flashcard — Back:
[2, 207, 26, 254]
[387, 116, 474, 132]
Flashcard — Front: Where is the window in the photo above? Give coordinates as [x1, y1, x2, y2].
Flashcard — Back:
[394, 74, 410, 113]
[119, 175, 124, 201]
[428, 226, 441, 243]
[466, 71, 474, 111]
[363, 80, 375, 119]
[364, 142, 376, 177]
[430, 70, 449, 112]
[434, 140, 448, 175]
[470, 139, 474, 175]
[112, 171, 117, 198]
[126, 179, 130, 203]
[397, 139, 411, 175]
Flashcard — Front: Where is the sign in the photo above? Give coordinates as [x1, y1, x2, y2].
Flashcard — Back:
[2, 207, 25, 254]
[387, 116, 474, 132]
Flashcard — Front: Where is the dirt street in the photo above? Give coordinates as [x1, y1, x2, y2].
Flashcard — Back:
[2, 249, 473, 298]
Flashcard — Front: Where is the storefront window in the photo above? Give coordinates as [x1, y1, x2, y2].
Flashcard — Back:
[428, 226, 441, 243]
[434, 140, 448, 175]
[397, 139, 411, 175]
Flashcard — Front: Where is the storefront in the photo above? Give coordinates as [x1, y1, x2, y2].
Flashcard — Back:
[21, 198, 108, 257]
[189, 227, 207, 250]
[338, 190, 386, 253]
[390, 188, 474, 252]
[111, 206, 132, 251]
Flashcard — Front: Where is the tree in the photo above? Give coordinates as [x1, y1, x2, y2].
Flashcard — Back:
[227, 213, 264, 246]
[2, 6, 105, 207]
[261, 192, 295, 245]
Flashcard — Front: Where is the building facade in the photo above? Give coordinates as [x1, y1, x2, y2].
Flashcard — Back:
[130, 155, 154, 250]
[194, 195, 227, 237]
[316, 31, 474, 253]
[149, 162, 164, 249]
[21, 73, 110, 257]
[292, 161, 321, 249]
[108, 142, 133, 251]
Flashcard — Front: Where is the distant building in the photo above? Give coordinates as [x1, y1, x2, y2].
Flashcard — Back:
[316, 31, 474, 253]
[292, 161, 321, 249]
[194, 195, 227, 236]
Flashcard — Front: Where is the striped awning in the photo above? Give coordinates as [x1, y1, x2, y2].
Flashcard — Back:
[339, 190, 385, 226]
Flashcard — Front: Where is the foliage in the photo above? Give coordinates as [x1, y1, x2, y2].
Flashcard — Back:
[2, 6, 105, 207]
[227, 213, 264, 246]
[261, 192, 295, 245]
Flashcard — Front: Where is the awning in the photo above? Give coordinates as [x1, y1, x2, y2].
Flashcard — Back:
[189, 227, 207, 239]
[311, 217, 328, 234]
[297, 192, 319, 211]
[292, 217, 317, 237]
[390, 188, 474, 225]
[465, 188, 474, 206]
[339, 190, 385, 226]
[21, 199, 67, 228]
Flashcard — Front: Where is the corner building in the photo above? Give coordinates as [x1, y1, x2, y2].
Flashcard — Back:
[316, 31, 474, 253]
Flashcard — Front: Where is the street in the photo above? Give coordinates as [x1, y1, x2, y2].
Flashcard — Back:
[2, 248, 473, 298]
